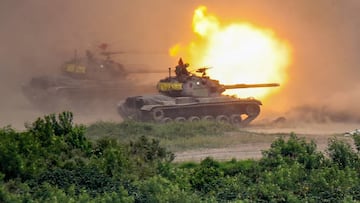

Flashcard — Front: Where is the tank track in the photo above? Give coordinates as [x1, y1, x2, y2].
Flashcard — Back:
[143, 101, 260, 126]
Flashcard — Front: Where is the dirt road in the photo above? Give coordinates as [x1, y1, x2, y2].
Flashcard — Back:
[174, 122, 358, 162]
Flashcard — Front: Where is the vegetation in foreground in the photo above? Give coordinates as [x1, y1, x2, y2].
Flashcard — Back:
[85, 119, 239, 151]
[1, 111, 360, 202]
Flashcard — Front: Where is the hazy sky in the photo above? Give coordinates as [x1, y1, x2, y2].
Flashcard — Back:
[1, 0, 360, 128]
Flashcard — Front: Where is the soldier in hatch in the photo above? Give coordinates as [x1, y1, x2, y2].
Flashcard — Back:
[175, 58, 190, 81]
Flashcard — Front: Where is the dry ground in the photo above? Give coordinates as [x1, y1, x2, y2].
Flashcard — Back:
[174, 122, 359, 162]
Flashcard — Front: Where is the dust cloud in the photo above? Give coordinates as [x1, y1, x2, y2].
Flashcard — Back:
[1, 0, 359, 130]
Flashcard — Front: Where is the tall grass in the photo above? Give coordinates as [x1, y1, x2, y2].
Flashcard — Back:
[86, 120, 236, 139]
[85, 120, 281, 151]
[85, 120, 240, 151]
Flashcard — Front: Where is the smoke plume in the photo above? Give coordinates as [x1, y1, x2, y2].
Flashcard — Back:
[1, 0, 360, 128]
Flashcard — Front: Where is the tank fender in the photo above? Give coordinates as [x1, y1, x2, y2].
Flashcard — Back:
[253, 100, 262, 105]
[245, 99, 262, 105]
[140, 105, 162, 111]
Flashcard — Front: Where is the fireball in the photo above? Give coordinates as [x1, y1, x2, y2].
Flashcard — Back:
[170, 6, 292, 99]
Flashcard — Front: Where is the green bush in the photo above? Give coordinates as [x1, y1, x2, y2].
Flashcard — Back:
[89, 137, 131, 179]
[307, 166, 359, 201]
[327, 138, 359, 169]
[134, 176, 204, 203]
[352, 133, 360, 152]
[27, 111, 91, 151]
[36, 167, 122, 197]
[2, 111, 360, 202]
[189, 157, 223, 195]
[128, 135, 175, 179]
[261, 133, 325, 170]
[0, 112, 93, 181]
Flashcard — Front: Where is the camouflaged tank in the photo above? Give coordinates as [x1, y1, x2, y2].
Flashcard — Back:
[117, 59, 279, 126]
[22, 47, 147, 111]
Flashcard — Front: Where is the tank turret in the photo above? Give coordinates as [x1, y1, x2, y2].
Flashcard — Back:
[117, 58, 279, 126]
[61, 48, 128, 80]
[156, 66, 279, 97]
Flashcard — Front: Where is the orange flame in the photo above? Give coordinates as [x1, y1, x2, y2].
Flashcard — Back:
[169, 6, 292, 99]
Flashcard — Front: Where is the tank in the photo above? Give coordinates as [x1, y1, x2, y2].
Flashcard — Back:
[117, 58, 279, 126]
[60, 48, 128, 81]
[22, 45, 154, 111]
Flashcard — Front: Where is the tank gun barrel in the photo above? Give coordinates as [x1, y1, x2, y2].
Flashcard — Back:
[223, 83, 280, 89]
[100, 51, 126, 56]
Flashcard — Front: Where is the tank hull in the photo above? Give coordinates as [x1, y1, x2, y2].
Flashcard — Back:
[22, 75, 154, 112]
[117, 94, 262, 126]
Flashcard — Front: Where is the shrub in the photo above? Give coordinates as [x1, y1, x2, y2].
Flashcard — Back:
[36, 167, 121, 197]
[189, 157, 223, 195]
[307, 166, 359, 201]
[261, 133, 324, 170]
[134, 175, 203, 203]
[89, 137, 131, 179]
[353, 133, 360, 152]
[128, 136, 175, 179]
[27, 111, 91, 151]
[327, 138, 359, 169]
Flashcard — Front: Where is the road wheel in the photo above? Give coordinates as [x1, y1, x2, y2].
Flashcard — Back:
[174, 117, 186, 122]
[202, 115, 214, 122]
[161, 117, 173, 123]
[216, 115, 230, 123]
[188, 116, 200, 122]
[152, 109, 164, 121]
[230, 114, 242, 125]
